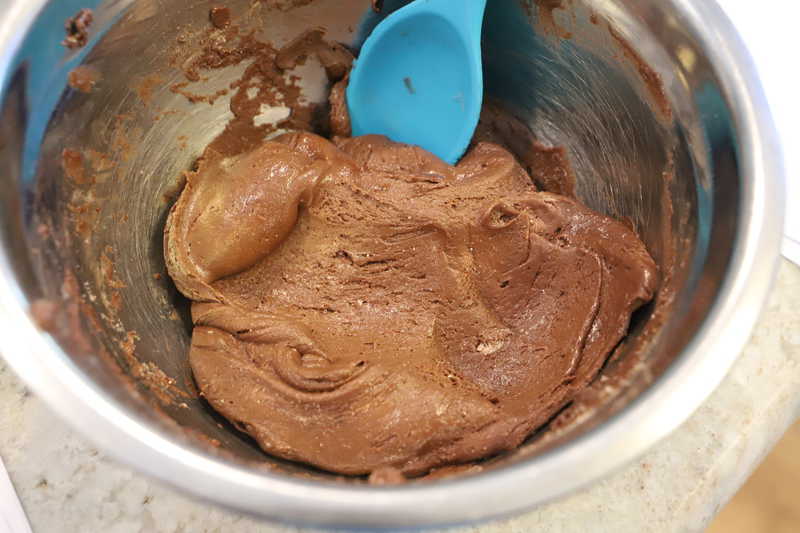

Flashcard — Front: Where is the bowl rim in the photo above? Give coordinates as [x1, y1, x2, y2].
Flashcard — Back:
[0, 0, 786, 528]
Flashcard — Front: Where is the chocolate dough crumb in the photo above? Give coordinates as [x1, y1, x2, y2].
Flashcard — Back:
[62, 8, 93, 49]
[67, 65, 101, 93]
[209, 6, 231, 29]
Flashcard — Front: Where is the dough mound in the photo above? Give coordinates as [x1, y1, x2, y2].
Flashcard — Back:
[164, 131, 657, 476]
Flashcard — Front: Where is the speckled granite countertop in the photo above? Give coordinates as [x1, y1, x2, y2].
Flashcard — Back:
[0, 260, 798, 533]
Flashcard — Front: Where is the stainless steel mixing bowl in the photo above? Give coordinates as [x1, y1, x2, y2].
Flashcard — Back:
[0, 0, 785, 528]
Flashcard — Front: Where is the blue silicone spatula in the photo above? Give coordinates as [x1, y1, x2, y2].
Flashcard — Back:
[347, 0, 488, 164]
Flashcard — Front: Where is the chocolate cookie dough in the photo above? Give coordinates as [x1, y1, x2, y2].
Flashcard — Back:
[165, 73, 657, 475]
